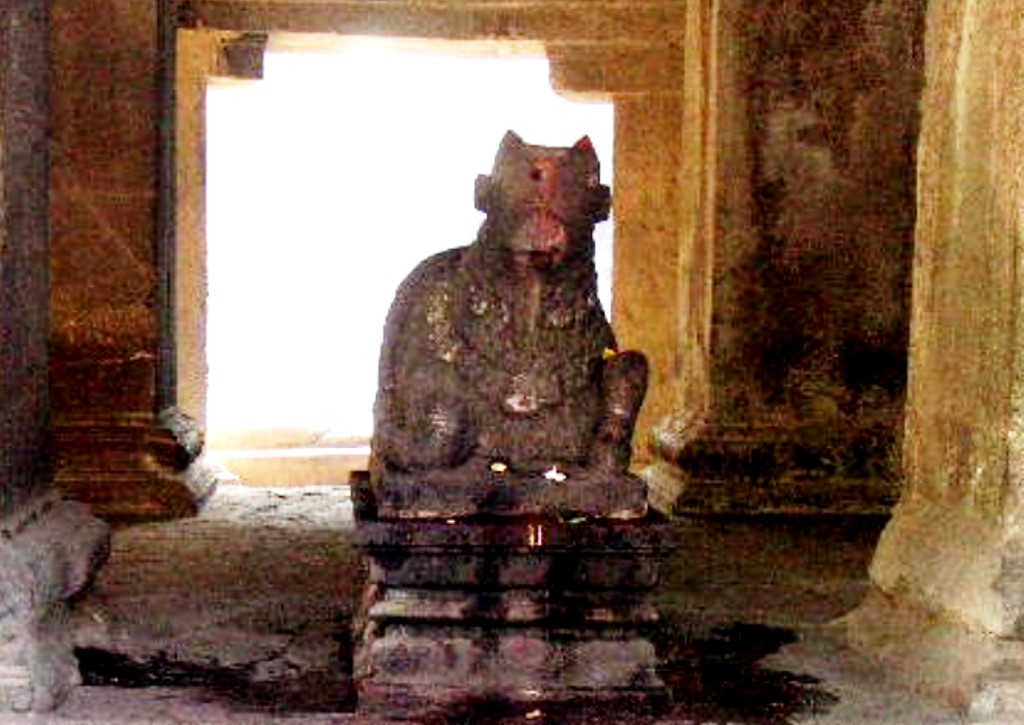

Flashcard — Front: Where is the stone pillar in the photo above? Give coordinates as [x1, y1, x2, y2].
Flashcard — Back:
[50, 0, 213, 520]
[843, 1, 1024, 717]
[549, 44, 690, 478]
[612, 94, 686, 466]
[646, 0, 925, 515]
[0, 0, 109, 712]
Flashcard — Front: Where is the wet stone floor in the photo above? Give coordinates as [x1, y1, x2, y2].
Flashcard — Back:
[53, 486, 962, 724]
[75, 622, 830, 723]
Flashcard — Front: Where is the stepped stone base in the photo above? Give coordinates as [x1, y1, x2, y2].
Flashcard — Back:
[53, 410, 217, 521]
[355, 516, 673, 718]
[646, 420, 900, 515]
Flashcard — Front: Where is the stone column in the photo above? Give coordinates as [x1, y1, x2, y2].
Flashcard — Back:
[843, 1, 1024, 717]
[49, 0, 213, 520]
[0, 0, 109, 712]
[549, 43, 690, 480]
[646, 0, 925, 515]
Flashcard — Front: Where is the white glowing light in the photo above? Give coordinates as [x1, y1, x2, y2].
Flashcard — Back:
[205, 41, 612, 444]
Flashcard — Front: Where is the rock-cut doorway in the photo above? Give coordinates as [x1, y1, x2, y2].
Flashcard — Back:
[198, 36, 615, 486]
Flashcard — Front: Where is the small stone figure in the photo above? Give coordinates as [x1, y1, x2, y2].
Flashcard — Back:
[368, 131, 649, 519]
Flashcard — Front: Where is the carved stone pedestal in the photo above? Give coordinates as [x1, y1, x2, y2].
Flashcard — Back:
[355, 516, 673, 718]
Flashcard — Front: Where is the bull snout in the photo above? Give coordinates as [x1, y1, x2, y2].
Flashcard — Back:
[510, 208, 569, 269]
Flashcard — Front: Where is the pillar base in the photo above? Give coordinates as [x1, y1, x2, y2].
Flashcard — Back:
[646, 419, 900, 515]
[53, 409, 217, 521]
[843, 587, 1024, 722]
[0, 496, 109, 712]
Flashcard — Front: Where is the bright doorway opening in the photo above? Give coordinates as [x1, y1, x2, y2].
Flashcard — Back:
[204, 37, 614, 484]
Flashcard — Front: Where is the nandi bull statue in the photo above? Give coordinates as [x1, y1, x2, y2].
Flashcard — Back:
[367, 131, 649, 520]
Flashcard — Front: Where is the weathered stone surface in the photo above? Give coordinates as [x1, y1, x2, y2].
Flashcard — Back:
[843, 0, 1024, 713]
[70, 485, 358, 712]
[375, 467, 648, 520]
[359, 626, 662, 710]
[355, 515, 673, 715]
[53, 412, 217, 521]
[0, 498, 110, 713]
[648, 421, 900, 515]
[0, 0, 51, 515]
[360, 518, 671, 589]
[645, 0, 924, 514]
[366, 588, 658, 625]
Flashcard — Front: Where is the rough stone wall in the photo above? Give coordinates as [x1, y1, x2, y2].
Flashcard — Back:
[737, 0, 924, 469]
[647, 0, 925, 514]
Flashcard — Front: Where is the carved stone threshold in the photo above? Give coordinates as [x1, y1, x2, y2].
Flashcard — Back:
[0, 495, 109, 712]
[644, 419, 901, 515]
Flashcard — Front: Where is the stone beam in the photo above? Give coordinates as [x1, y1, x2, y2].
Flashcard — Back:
[186, 0, 686, 46]
[549, 42, 685, 97]
[216, 31, 269, 78]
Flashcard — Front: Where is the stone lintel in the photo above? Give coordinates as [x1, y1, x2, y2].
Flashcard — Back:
[0, 497, 109, 713]
[188, 0, 686, 46]
[215, 31, 269, 78]
[549, 42, 685, 97]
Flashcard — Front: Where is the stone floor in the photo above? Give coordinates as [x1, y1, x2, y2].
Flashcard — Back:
[8, 485, 965, 724]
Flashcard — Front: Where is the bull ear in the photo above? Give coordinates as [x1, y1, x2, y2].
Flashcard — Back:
[474, 174, 493, 212]
[573, 135, 596, 156]
[496, 130, 525, 160]
[592, 184, 611, 222]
